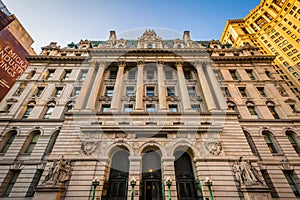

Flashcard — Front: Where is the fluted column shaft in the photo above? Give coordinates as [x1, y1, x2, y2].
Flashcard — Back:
[135, 63, 144, 111]
[157, 62, 167, 111]
[74, 61, 97, 110]
[176, 63, 192, 112]
[196, 64, 217, 111]
[110, 62, 125, 111]
[86, 62, 106, 110]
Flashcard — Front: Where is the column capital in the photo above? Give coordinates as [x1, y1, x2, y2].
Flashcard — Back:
[157, 60, 164, 66]
[195, 61, 211, 67]
[176, 60, 183, 67]
[118, 60, 126, 67]
[90, 61, 98, 67]
[137, 60, 145, 66]
[99, 61, 106, 68]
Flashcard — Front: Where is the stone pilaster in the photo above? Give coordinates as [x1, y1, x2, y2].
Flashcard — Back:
[157, 62, 167, 111]
[135, 61, 144, 111]
[162, 156, 178, 200]
[128, 156, 142, 200]
[110, 62, 125, 111]
[176, 62, 192, 112]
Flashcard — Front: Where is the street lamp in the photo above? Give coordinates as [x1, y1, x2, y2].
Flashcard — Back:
[204, 177, 214, 200]
[130, 177, 137, 200]
[91, 177, 99, 200]
[165, 176, 172, 200]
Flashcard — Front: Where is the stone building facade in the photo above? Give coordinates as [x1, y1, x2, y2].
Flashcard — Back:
[220, 0, 300, 100]
[0, 30, 299, 200]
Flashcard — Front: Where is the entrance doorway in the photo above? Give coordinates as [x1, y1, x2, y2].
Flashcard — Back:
[141, 150, 163, 200]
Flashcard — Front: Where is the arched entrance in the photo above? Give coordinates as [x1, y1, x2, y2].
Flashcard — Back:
[174, 150, 200, 200]
[141, 150, 163, 200]
[105, 149, 129, 200]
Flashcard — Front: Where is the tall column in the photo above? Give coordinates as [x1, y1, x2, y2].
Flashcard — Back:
[74, 61, 97, 110]
[196, 63, 217, 111]
[205, 62, 227, 110]
[86, 62, 106, 110]
[176, 62, 192, 112]
[135, 61, 144, 111]
[127, 156, 142, 200]
[157, 61, 167, 111]
[110, 62, 125, 111]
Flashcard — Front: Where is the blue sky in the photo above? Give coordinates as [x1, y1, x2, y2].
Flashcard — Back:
[3, 0, 260, 53]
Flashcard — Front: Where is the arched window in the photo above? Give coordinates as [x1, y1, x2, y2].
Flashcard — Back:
[246, 101, 259, 119]
[174, 150, 201, 199]
[244, 131, 261, 160]
[227, 101, 240, 118]
[105, 149, 129, 199]
[0, 130, 17, 154]
[44, 130, 59, 155]
[22, 101, 36, 119]
[43, 101, 56, 119]
[26, 70, 36, 79]
[23, 130, 41, 154]
[147, 44, 153, 48]
[266, 101, 280, 119]
[286, 131, 300, 155]
[65, 101, 74, 112]
[262, 131, 280, 154]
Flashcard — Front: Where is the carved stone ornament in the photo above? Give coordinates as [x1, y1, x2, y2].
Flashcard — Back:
[204, 140, 222, 156]
[41, 156, 71, 186]
[81, 141, 99, 156]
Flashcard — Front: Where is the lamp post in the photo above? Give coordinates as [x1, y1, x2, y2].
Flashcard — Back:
[204, 177, 213, 200]
[165, 176, 172, 200]
[91, 177, 99, 200]
[130, 177, 136, 200]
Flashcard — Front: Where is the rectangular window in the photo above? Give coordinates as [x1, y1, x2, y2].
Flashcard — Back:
[124, 104, 133, 112]
[35, 87, 44, 97]
[257, 87, 267, 97]
[169, 104, 178, 112]
[147, 70, 154, 79]
[238, 87, 248, 97]
[126, 86, 135, 96]
[43, 106, 54, 119]
[229, 69, 239, 80]
[214, 69, 223, 80]
[22, 106, 34, 119]
[80, 70, 87, 81]
[167, 87, 175, 96]
[268, 106, 280, 119]
[146, 104, 155, 112]
[187, 86, 196, 96]
[109, 70, 117, 79]
[63, 70, 71, 80]
[222, 87, 231, 97]
[146, 86, 155, 96]
[191, 104, 200, 112]
[165, 70, 173, 79]
[283, 170, 300, 197]
[54, 87, 63, 98]
[2, 170, 21, 197]
[101, 104, 110, 112]
[184, 71, 191, 79]
[106, 86, 114, 97]
[128, 70, 136, 80]
[25, 169, 43, 197]
[46, 69, 55, 80]
[246, 69, 256, 80]
[261, 170, 279, 198]
[73, 87, 81, 97]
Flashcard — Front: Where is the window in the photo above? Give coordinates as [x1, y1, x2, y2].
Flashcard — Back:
[214, 69, 223, 80]
[222, 87, 231, 97]
[128, 70, 136, 80]
[101, 104, 110, 112]
[268, 106, 280, 119]
[26, 70, 36, 79]
[106, 86, 114, 97]
[1, 170, 21, 197]
[43, 106, 54, 119]
[65, 101, 74, 112]
[247, 105, 259, 119]
[167, 87, 175, 96]
[191, 104, 200, 112]
[25, 169, 43, 197]
[0, 131, 17, 154]
[22, 105, 34, 119]
[239, 87, 248, 97]
[283, 170, 300, 197]
[169, 104, 178, 112]
[184, 71, 191, 79]
[146, 86, 155, 96]
[80, 70, 87, 81]
[126, 86, 135, 96]
[25, 131, 40, 154]
[262, 131, 279, 153]
[265, 70, 272, 78]
[73, 87, 81, 97]
[46, 69, 55, 80]
[229, 69, 239, 80]
[187, 86, 196, 97]
[146, 70, 154, 79]
[165, 70, 173, 79]
[124, 104, 133, 112]
[244, 131, 260, 159]
[35, 87, 44, 97]
[286, 131, 300, 155]
[44, 131, 59, 155]
[257, 87, 267, 97]
[146, 104, 155, 112]
[54, 87, 63, 98]
[246, 69, 256, 80]
[109, 70, 117, 79]
[63, 70, 71, 80]
[261, 170, 279, 198]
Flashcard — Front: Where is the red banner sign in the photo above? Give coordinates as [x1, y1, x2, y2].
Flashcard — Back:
[0, 28, 29, 101]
